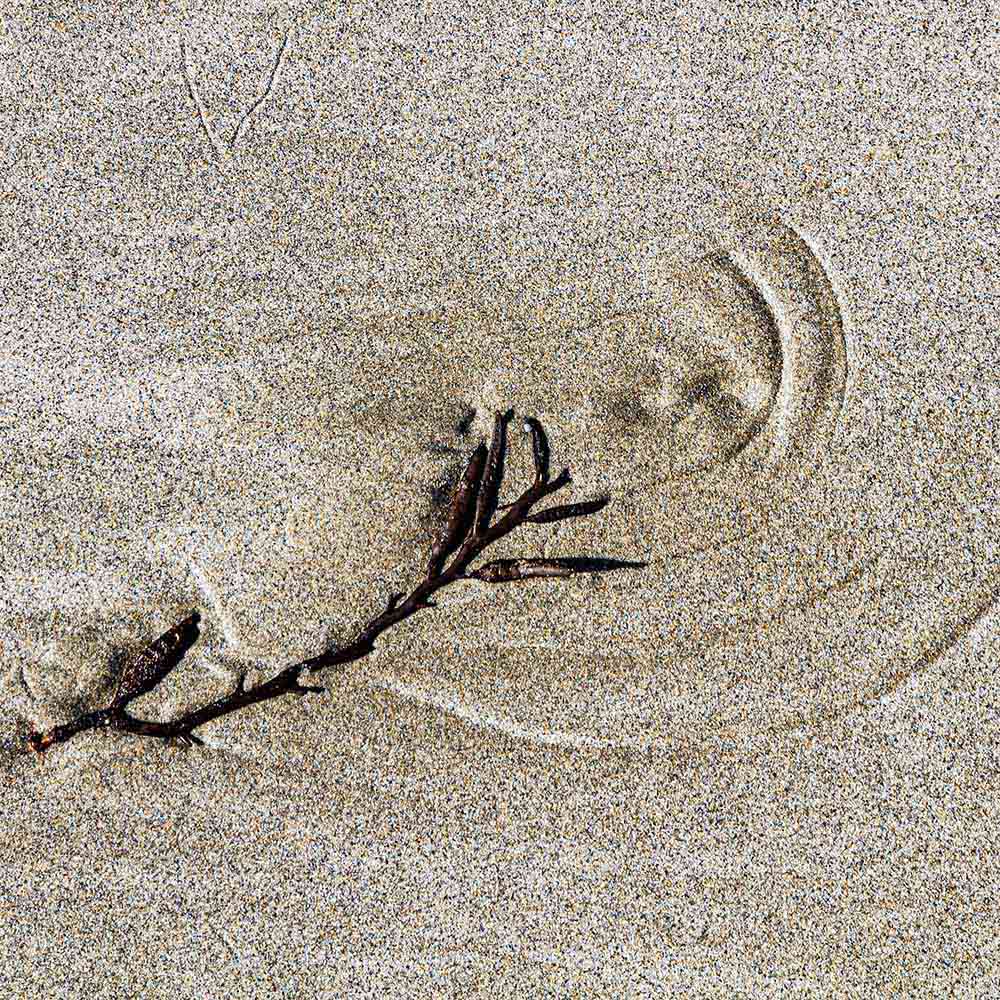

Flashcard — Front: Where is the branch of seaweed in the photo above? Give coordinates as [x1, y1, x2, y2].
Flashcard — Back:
[26, 410, 647, 754]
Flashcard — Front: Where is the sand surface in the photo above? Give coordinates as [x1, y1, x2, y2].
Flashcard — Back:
[2, 3, 998, 996]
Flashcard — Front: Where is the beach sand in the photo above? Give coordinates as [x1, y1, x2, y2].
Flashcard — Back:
[2, 3, 998, 996]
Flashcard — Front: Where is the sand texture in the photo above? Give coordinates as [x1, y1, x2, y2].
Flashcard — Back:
[2, 3, 998, 997]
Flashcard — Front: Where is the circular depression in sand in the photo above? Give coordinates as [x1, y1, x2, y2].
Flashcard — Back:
[349, 212, 997, 755]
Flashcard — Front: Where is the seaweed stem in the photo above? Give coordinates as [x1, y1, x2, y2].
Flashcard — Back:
[27, 409, 644, 754]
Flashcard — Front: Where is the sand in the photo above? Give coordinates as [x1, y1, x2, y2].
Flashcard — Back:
[2, 3, 998, 997]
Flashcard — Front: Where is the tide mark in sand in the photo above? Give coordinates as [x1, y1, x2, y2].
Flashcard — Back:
[188, 559, 242, 650]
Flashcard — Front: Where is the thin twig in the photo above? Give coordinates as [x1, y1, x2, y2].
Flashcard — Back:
[27, 410, 646, 754]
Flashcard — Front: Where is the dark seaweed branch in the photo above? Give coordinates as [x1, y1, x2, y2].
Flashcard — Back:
[111, 612, 202, 709]
[522, 416, 550, 486]
[27, 410, 646, 754]
[466, 555, 645, 583]
[426, 441, 488, 578]
[473, 409, 510, 534]
[525, 496, 611, 524]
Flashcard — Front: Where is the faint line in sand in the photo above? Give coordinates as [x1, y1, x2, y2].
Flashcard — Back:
[229, 28, 293, 151]
[211, 922, 238, 961]
[188, 559, 242, 651]
[180, 37, 230, 165]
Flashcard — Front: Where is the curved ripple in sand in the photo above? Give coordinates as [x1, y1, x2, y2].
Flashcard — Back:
[365, 213, 995, 757]
[5, 213, 996, 765]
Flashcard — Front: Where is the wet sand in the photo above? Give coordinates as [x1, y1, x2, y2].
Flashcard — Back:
[2, 4, 998, 997]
